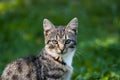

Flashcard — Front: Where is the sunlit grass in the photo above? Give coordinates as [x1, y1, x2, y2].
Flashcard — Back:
[95, 37, 119, 47]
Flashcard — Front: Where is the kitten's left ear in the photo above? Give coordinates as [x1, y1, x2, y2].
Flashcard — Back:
[66, 17, 78, 34]
[43, 18, 55, 36]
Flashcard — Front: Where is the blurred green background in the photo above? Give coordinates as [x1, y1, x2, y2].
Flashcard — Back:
[0, 0, 120, 80]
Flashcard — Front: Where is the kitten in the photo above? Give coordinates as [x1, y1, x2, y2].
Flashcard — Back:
[1, 17, 78, 80]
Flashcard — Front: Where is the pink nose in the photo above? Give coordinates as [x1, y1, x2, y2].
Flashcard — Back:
[59, 44, 64, 50]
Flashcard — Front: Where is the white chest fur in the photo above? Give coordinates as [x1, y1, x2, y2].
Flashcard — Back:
[62, 49, 76, 67]
[62, 49, 76, 80]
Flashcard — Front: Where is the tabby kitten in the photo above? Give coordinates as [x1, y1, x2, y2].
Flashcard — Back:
[1, 18, 78, 80]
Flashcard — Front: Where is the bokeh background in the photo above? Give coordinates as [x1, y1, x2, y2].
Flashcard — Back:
[0, 0, 120, 79]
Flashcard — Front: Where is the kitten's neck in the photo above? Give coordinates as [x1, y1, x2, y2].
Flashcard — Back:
[43, 48, 75, 67]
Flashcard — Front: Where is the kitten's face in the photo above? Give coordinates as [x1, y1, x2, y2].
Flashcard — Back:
[43, 18, 78, 56]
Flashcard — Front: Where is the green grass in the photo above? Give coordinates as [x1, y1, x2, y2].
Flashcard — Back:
[0, 0, 120, 79]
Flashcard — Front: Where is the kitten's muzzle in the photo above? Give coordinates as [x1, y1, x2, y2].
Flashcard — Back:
[58, 47, 64, 54]
[58, 43, 64, 51]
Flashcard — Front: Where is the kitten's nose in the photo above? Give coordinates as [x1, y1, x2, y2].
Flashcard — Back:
[59, 44, 64, 52]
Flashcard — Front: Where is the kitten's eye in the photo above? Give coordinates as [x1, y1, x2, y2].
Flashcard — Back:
[65, 39, 71, 44]
[51, 40, 58, 44]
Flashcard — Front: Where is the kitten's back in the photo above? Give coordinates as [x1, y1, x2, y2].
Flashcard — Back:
[1, 51, 69, 80]
[1, 56, 37, 80]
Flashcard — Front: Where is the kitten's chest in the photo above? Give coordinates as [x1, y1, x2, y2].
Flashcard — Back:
[40, 50, 75, 80]
[39, 56, 68, 80]
[62, 50, 75, 68]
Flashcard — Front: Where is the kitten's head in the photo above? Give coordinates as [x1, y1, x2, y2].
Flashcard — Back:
[43, 18, 78, 57]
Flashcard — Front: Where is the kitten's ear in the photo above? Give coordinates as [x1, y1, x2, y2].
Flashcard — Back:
[43, 19, 55, 36]
[66, 17, 78, 34]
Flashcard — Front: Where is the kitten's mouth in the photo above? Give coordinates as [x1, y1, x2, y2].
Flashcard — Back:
[58, 52, 64, 54]
[61, 52, 66, 54]
[59, 51, 66, 55]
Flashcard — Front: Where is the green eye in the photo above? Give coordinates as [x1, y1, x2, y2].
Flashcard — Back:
[65, 39, 71, 44]
[52, 40, 58, 44]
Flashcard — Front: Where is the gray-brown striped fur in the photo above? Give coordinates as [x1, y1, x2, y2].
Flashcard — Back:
[1, 18, 78, 80]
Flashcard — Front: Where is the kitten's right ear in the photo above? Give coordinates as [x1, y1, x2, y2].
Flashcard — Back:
[66, 18, 78, 34]
[43, 19, 55, 36]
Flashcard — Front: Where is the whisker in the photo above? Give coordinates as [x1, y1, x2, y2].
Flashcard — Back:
[74, 49, 88, 62]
